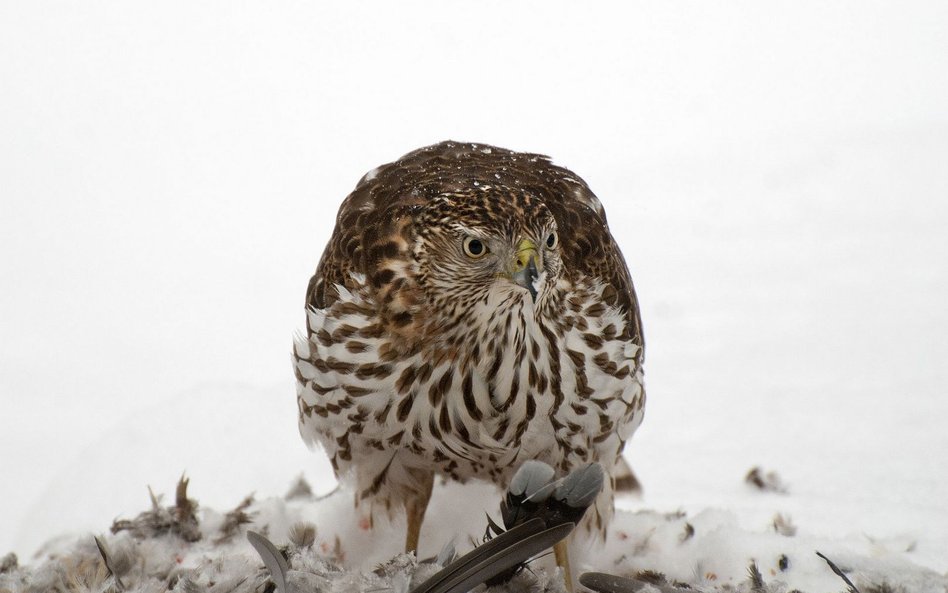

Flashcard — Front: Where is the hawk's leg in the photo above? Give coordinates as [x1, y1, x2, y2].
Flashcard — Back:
[554, 539, 574, 593]
[405, 471, 434, 554]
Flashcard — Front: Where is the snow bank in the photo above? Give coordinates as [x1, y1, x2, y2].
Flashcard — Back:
[2, 475, 944, 593]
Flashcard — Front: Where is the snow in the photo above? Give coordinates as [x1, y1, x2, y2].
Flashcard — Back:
[1, 0, 947, 588]
[2, 476, 945, 592]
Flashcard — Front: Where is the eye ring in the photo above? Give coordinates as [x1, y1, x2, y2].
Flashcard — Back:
[545, 231, 558, 249]
[462, 237, 488, 258]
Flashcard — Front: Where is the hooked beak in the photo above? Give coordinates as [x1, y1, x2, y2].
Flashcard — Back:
[509, 239, 541, 301]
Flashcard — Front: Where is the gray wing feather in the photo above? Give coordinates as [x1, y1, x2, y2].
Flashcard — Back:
[247, 531, 289, 593]
[553, 463, 605, 508]
[411, 519, 573, 593]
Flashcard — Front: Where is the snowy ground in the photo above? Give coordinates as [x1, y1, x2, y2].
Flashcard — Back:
[2, 1, 947, 589]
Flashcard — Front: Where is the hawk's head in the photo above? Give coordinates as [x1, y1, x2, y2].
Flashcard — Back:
[412, 187, 564, 318]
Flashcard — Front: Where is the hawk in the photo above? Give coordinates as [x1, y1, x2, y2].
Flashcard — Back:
[294, 141, 645, 569]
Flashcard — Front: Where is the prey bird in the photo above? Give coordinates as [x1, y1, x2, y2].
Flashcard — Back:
[414, 461, 604, 593]
[294, 141, 646, 584]
[247, 463, 605, 593]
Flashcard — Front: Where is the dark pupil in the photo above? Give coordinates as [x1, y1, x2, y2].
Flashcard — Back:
[468, 239, 483, 255]
[547, 233, 556, 247]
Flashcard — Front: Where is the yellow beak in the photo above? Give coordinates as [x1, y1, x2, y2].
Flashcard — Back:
[509, 239, 541, 300]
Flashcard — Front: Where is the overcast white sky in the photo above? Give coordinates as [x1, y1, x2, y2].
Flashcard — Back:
[1, 1, 947, 566]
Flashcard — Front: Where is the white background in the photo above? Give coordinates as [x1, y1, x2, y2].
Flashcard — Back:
[2, 1, 946, 571]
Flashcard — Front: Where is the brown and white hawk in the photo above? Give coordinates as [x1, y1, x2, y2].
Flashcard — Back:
[294, 141, 645, 561]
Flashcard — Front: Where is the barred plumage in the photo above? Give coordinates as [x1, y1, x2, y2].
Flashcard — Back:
[294, 141, 645, 549]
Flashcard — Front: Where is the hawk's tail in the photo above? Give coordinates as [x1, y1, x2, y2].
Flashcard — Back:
[613, 456, 642, 496]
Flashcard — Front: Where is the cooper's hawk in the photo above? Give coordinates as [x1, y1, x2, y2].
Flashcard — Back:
[294, 141, 645, 574]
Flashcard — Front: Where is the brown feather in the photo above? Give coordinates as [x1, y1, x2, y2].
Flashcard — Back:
[306, 140, 644, 365]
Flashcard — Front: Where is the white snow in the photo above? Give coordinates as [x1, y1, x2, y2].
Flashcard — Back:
[4, 476, 945, 592]
[1, 0, 946, 588]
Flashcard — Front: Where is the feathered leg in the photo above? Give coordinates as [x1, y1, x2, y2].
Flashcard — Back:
[405, 471, 434, 554]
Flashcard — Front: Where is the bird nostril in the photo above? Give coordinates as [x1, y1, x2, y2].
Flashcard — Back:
[514, 250, 538, 273]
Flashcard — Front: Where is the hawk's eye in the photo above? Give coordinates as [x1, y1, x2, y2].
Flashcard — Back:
[546, 231, 558, 249]
[462, 237, 488, 258]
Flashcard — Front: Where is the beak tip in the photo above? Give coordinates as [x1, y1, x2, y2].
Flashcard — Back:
[527, 285, 538, 301]
[527, 261, 539, 300]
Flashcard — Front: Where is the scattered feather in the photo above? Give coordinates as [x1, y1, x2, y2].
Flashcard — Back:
[678, 523, 695, 544]
[215, 495, 256, 545]
[288, 522, 317, 548]
[745, 467, 788, 494]
[0, 553, 17, 574]
[635, 570, 668, 585]
[111, 476, 201, 542]
[864, 581, 906, 593]
[371, 552, 416, 579]
[816, 551, 860, 593]
[746, 562, 765, 593]
[579, 571, 692, 593]
[93, 536, 127, 591]
[284, 476, 314, 501]
[435, 541, 456, 568]
[247, 531, 289, 593]
[778, 554, 790, 572]
[772, 514, 797, 536]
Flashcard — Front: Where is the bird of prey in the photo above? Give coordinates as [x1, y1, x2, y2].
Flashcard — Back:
[294, 141, 646, 578]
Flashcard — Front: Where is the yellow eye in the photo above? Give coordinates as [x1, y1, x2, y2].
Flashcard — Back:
[546, 231, 558, 249]
[463, 237, 488, 258]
